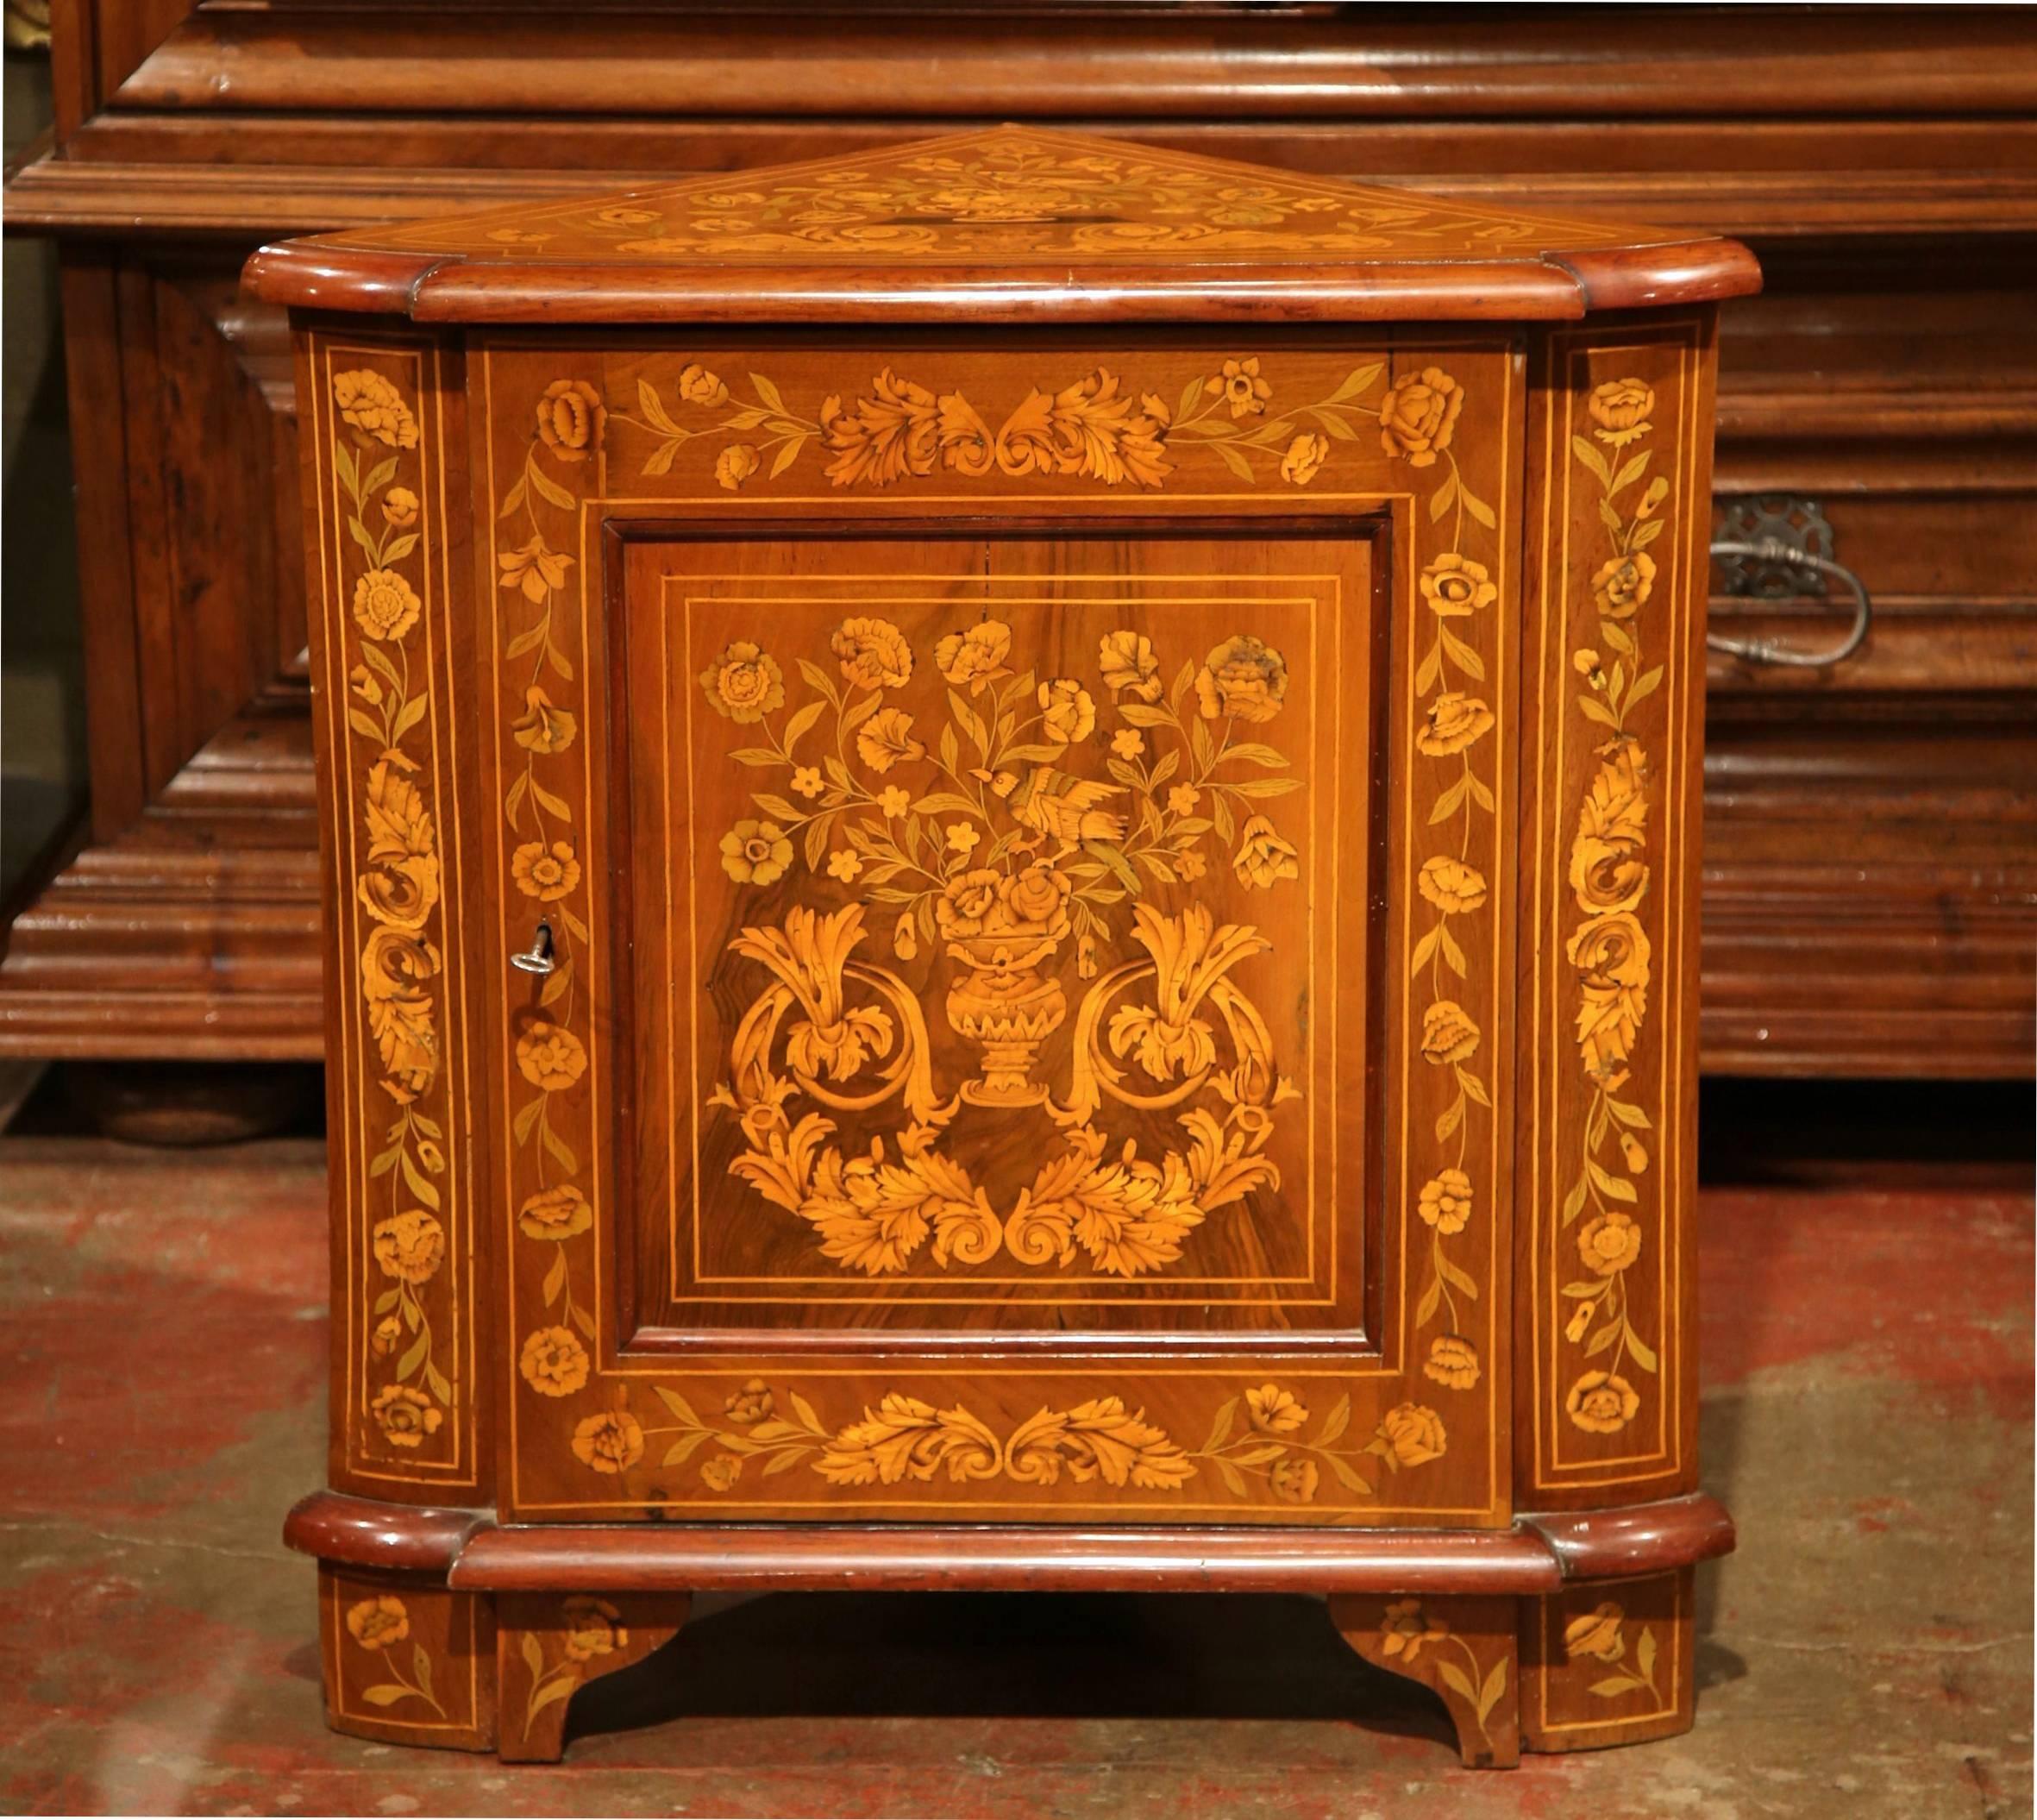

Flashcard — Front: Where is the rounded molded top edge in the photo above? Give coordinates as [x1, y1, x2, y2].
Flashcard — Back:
[243, 237, 1760, 326]
[241, 123, 1759, 325]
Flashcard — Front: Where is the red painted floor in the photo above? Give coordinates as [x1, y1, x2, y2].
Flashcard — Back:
[0, 1123, 2029, 1817]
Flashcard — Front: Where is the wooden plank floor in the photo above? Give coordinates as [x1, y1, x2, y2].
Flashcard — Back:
[0, 1081, 2028, 1817]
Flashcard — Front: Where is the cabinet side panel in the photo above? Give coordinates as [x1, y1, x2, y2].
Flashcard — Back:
[299, 324, 349, 1495]
[1515, 311, 1714, 1507]
[304, 323, 487, 1500]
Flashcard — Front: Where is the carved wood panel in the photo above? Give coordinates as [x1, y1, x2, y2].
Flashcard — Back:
[0, 249, 329, 1061]
[90, 257, 309, 818]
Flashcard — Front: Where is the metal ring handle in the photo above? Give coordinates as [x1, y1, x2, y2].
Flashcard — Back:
[511, 919, 556, 976]
[1707, 538, 1871, 669]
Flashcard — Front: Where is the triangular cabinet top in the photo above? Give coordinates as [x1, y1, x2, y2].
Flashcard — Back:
[245, 126, 1758, 324]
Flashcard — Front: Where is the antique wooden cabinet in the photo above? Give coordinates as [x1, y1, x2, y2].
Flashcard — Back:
[253, 128, 1752, 1767]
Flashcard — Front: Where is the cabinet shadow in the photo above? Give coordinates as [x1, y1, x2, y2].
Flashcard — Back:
[571, 1590, 1451, 1745]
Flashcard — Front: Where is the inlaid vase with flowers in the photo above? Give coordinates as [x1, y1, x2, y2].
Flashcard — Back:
[935, 863, 1074, 1107]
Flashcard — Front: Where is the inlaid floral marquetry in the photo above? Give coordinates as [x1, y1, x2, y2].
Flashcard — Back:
[561, 1378, 1448, 1508]
[495, 1591, 690, 1765]
[319, 1568, 492, 1750]
[329, 126, 1645, 270]
[341, 1590, 448, 1718]
[472, 336, 1516, 1521]
[314, 343, 476, 1491]
[610, 353, 1489, 504]
[339, 370, 451, 1430]
[699, 610, 1304, 1282]
[623, 356, 1434, 497]
[1520, 1568, 1694, 1753]
[277, 121, 1742, 1767]
[1332, 1592, 1521, 1769]
[1556, 375, 1668, 1442]
[1525, 319, 1708, 1498]
[637, 548, 1359, 1327]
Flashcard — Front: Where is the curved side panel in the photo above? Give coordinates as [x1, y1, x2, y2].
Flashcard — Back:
[1513, 310, 1719, 1509]
[300, 323, 490, 1503]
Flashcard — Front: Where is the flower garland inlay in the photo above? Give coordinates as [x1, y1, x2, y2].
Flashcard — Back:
[621, 356, 1423, 497]
[1398, 364, 1499, 1400]
[579, 1379, 1448, 1507]
[497, 369, 600, 1376]
[332, 367, 455, 1453]
[1557, 379, 1665, 1438]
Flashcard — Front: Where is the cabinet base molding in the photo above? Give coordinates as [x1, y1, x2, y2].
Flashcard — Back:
[292, 1492, 1728, 1767]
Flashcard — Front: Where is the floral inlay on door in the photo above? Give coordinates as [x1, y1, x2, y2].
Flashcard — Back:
[703, 610, 1303, 1281]
[628, 550, 1377, 1325]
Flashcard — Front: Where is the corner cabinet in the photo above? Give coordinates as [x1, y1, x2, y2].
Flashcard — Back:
[250, 127, 1753, 1769]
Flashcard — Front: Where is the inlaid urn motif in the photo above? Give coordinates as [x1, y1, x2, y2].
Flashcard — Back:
[937, 861, 1073, 1107]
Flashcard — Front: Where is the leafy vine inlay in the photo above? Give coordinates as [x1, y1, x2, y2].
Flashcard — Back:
[561, 1378, 1449, 1507]
[1557, 379, 1666, 1438]
[332, 367, 454, 1453]
[1396, 365, 1499, 1397]
[620, 357, 1414, 498]
[496, 372, 603, 1383]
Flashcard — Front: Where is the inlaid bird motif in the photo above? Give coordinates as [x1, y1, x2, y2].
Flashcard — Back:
[1002, 766, 1144, 891]
[1004, 766, 1130, 845]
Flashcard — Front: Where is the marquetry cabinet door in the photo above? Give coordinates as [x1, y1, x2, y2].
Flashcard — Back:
[464, 336, 1525, 1529]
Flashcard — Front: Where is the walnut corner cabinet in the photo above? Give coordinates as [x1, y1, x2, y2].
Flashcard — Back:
[248, 128, 1752, 1770]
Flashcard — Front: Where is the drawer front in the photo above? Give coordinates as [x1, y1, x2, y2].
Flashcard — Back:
[475, 336, 1523, 1525]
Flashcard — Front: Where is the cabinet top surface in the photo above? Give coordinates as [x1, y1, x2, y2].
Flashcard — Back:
[244, 125, 1758, 325]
